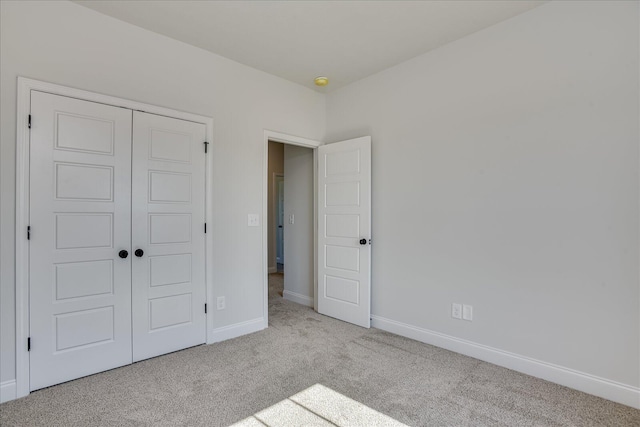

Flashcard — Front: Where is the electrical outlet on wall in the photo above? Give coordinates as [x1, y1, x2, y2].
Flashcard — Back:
[463, 304, 473, 321]
[248, 214, 259, 227]
[217, 296, 226, 310]
[452, 303, 462, 319]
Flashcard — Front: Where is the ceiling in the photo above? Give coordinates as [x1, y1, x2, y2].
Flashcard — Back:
[75, 1, 546, 92]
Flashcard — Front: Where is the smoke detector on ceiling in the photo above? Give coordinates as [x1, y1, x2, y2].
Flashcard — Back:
[314, 76, 329, 86]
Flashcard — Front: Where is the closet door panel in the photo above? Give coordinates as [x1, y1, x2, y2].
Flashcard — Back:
[29, 91, 133, 390]
[131, 111, 206, 362]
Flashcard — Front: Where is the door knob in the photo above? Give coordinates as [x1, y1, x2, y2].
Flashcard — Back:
[119, 250, 129, 259]
[359, 238, 367, 245]
[135, 249, 144, 257]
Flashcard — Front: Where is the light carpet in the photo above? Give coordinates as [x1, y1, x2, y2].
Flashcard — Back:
[1, 273, 638, 426]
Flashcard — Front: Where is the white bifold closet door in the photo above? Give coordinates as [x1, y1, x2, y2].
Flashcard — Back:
[131, 111, 206, 362]
[29, 92, 207, 391]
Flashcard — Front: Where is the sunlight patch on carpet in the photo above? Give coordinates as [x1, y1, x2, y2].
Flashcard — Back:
[231, 384, 407, 426]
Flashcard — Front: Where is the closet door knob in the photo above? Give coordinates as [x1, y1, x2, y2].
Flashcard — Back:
[135, 249, 144, 257]
[119, 250, 129, 259]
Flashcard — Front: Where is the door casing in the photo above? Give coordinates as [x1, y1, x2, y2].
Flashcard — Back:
[15, 77, 214, 399]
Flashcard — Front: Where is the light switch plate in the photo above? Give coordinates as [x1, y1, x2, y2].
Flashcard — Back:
[462, 304, 473, 321]
[248, 214, 260, 227]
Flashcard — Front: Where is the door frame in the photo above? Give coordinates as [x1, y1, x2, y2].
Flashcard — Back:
[15, 77, 214, 398]
[262, 131, 322, 328]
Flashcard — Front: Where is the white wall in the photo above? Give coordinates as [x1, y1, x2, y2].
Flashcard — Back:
[0, 0, 325, 387]
[283, 145, 314, 305]
[326, 0, 639, 398]
[267, 141, 285, 271]
[1, 0, 638, 408]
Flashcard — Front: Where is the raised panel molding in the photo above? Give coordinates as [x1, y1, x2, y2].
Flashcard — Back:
[325, 245, 359, 272]
[325, 149, 360, 176]
[55, 163, 113, 201]
[149, 293, 192, 330]
[55, 112, 114, 155]
[149, 171, 191, 204]
[325, 182, 360, 207]
[55, 306, 114, 351]
[324, 275, 359, 305]
[55, 260, 113, 300]
[325, 214, 359, 238]
[149, 128, 192, 163]
[149, 214, 191, 244]
[55, 214, 113, 249]
[149, 254, 191, 287]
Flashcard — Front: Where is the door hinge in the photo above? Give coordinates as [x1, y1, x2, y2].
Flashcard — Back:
[204, 303, 208, 314]
[28, 114, 31, 129]
[204, 223, 207, 234]
[27, 226, 31, 240]
[204, 141, 209, 153]
[27, 337, 31, 351]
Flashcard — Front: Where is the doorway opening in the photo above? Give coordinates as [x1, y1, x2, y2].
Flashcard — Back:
[267, 140, 314, 307]
[262, 131, 321, 327]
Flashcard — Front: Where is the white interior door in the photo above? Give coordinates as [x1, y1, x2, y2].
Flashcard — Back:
[131, 111, 207, 362]
[317, 136, 371, 328]
[29, 91, 133, 390]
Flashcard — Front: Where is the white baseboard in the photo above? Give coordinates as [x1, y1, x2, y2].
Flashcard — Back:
[1, 380, 17, 403]
[208, 317, 265, 344]
[371, 315, 640, 409]
[283, 290, 313, 307]
[268, 267, 277, 274]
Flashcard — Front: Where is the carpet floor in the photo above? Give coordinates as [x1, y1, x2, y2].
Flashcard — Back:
[1, 273, 638, 426]
[232, 383, 408, 426]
